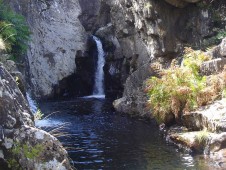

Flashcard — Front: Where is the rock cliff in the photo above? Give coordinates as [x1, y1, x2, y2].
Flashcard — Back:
[0, 64, 73, 169]
[104, 0, 226, 117]
[7, 0, 87, 98]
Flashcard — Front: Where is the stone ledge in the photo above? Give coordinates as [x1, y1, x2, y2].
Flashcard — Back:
[201, 58, 226, 76]
[182, 99, 226, 132]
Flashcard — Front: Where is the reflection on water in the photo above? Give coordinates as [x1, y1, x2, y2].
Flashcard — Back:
[39, 98, 212, 170]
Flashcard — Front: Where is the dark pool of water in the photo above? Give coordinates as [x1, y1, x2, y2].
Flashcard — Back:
[39, 98, 212, 170]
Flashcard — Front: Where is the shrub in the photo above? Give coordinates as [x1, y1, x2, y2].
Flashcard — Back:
[145, 48, 221, 124]
[0, 0, 30, 59]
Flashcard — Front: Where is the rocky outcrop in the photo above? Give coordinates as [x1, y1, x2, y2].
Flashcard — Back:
[113, 89, 150, 118]
[0, 54, 26, 95]
[168, 128, 226, 168]
[7, 0, 87, 98]
[182, 99, 226, 132]
[201, 38, 226, 75]
[6, 0, 224, 101]
[0, 64, 33, 129]
[201, 58, 226, 76]
[105, 0, 226, 117]
[0, 65, 73, 169]
[164, 36, 226, 168]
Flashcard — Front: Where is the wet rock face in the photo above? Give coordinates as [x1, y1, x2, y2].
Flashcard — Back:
[7, 0, 87, 98]
[0, 65, 73, 169]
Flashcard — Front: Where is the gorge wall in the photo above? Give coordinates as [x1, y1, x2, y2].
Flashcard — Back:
[6, 0, 226, 102]
[7, 0, 87, 98]
[104, 0, 226, 117]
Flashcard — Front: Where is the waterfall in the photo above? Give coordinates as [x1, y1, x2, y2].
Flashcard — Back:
[26, 92, 38, 114]
[92, 36, 105, 98]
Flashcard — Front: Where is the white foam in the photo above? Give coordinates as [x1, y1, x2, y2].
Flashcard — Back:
[35, 119, 63, 127]
[81, 95, 105, 99]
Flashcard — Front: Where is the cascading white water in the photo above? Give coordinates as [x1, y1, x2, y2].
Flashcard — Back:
[26, 92, 38, 114]
[26, 92, 61, 127]
[92, 36, 105, 98]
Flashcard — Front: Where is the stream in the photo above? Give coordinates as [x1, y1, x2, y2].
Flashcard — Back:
[38, 97, 210, 170]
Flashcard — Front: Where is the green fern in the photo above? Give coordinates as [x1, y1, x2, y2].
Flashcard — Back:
[0, 0, 30, 59]
[146, 48, 213, 124]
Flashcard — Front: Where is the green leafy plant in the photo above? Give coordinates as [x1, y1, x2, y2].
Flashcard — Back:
[11, 142, 44, 160]
[34, 109, 44, 121]
[145, 48, 217, 124]
[7, 142, 44, 169]
[0, 0, 30, 59]
[15, 76, 20, 86]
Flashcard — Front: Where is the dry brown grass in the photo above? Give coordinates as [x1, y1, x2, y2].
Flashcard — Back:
[146, 48, 226, 124]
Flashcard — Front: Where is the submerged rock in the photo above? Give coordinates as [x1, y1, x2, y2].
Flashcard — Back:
[0, 65, 73, 169]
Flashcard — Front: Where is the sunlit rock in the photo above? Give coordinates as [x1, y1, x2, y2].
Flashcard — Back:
[0, 65, 73, 169]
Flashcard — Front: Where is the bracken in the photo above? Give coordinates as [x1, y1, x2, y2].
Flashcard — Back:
[145, 48, 226, 124]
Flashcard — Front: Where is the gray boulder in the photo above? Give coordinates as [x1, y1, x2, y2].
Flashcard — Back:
[0, 64, 73, 169]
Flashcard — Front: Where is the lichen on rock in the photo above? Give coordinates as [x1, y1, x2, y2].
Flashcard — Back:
[0, 65, 73, 169]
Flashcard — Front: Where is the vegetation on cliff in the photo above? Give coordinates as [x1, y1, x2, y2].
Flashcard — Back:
[146, 48, 226, 124]
[0, 0, 30, 59]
